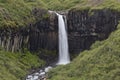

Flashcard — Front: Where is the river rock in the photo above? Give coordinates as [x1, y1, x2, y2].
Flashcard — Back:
[45, 66, 52, 72]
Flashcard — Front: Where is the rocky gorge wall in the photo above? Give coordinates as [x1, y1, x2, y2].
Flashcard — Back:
[0, 27, 29, 52]
[29, 9, 58, 52]
[0, 8, 120, 54]
[67, 9, 120, 53]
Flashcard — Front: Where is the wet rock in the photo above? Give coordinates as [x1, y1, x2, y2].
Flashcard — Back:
[26, 75, 32, 79]
[26, 65, 53, 80]
[45, 66, 52, 72]
[26, 69, 46, 80]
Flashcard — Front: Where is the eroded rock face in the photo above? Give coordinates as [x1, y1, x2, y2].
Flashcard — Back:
[29, 9, 58, 51]
[0, 8, 58, 53]
[28, 9, 120, 54]
[67, 9, 120, 53]
[0, 8, 120, 54]
[0, 27, 29, 52]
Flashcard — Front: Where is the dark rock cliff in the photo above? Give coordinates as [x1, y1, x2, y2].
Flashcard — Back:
[67, 9, 120, 53]
[0, 8, 120, 55]
[29, 8, 58, 52]
[0, 27, 29, 52]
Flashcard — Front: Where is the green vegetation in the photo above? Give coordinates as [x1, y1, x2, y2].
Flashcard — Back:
[39, 0, 120, 10]
[0, 0, 120, 28]
[0, 49, 45, 80]
[48, 24, 120, 80]
[0, 0, 47, 28]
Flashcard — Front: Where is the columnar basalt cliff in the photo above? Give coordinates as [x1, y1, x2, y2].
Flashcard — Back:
[29, 8, 58, 52]
[0, 9, 120, 54]
[0, 8, 58, 53]
[67, 9, 120, 53]
[0, 27, 29, 52]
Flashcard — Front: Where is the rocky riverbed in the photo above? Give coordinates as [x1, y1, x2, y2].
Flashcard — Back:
[26, 66, 52, 80]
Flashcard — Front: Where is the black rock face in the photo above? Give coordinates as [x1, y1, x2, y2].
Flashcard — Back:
[0, 27, 29, 52]
[29, 9, 58, 52]
[67, 9, 120, 53]
[0, 9, 120, 54]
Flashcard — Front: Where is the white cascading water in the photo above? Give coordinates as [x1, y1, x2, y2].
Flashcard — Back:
[56, 13, 70, 65]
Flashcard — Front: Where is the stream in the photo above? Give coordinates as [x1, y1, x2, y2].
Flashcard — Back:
[26, 66, 52, 80]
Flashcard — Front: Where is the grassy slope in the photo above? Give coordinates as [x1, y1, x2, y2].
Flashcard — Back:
[0, 49, 45, 80]
[48, 24, 120, 80]
[41, 0, 120, 10]
[0, 0, 47, 28]
[0, 0, 120, 28]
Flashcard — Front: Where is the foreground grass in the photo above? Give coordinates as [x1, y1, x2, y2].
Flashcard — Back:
[0, 49, 45, 80]
[48, 24, 120, 80]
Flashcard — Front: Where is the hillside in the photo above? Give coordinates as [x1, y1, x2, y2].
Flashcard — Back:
[0, 0, 120, 28]
[42, 0, 120, 10]
[0, 49, 45, 80]
[0, 0, 120, 80]
[0, 0, 47, 28]
[48, 24, 120, 80]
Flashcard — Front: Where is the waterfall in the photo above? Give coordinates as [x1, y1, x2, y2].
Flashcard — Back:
[56, 13, 70, 65]
[26, 12, 70, 80]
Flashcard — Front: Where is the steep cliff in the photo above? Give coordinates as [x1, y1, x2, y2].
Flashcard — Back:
[0, 0, 120, 54]
[27, 9, 120, 54]
[0, 9, 120, 54]
[67, 9, 120, 53]
[0, 8, 58, 53]
[29, 8, 58, 51]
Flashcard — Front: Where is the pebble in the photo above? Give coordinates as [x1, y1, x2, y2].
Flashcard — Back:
[33, 75, 39, 80]
[39, 70, 43, 73]
[27, 75, 32, 79]
[40, 72, 45, 76]
[45, 66, 52, 72]
[34, 73, 39, 76]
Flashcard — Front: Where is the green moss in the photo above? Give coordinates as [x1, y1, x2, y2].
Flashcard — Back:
[39, 49, 57, 56]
